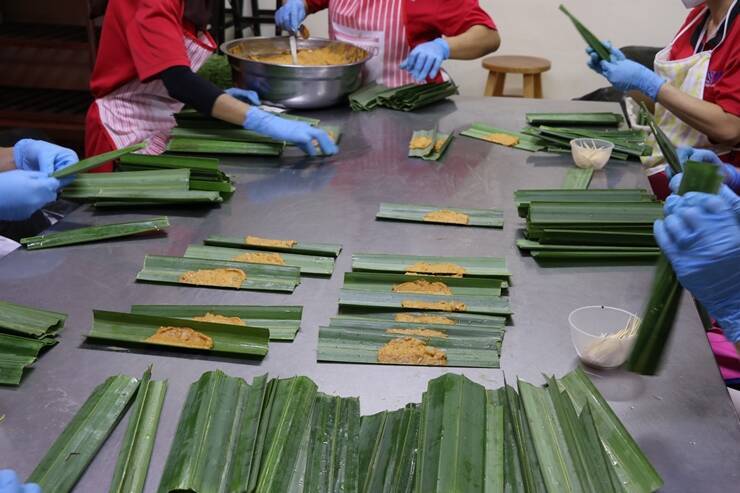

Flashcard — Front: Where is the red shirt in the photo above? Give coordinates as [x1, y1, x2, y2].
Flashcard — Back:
[306, 0, 496, 50]
[669, 5, 740, 117]
[91, 0, 196, 98]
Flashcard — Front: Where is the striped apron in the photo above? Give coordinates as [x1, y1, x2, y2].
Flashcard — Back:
[326, 0, 415, 88]
[91, 30, 216, 160]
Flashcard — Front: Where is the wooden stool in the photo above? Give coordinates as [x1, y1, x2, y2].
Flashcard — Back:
[482, 55, 551, 99]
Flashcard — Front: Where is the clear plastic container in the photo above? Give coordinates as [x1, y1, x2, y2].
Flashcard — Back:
[570, 138, 615, 170]
[569, 305, 641, 369]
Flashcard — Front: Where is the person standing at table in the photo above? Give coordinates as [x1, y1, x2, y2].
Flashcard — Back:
[275, 0, 501, 87]
[86, 0, 337, 172]
[587, 0, 740, 168]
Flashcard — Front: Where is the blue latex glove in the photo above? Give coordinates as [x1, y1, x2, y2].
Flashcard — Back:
[399, 38, 450, 83]
[225, 88, 261, 106]
[0, 469, 41, 493]
[673, 146, 740, 193]
[13, 139, 78, 177]
[654, 186, 740, 342]
[0, 170, 60, 221]
[586, 42, 665, 100]
[243, 107, 338, 157]
[275, 0, 306, 33]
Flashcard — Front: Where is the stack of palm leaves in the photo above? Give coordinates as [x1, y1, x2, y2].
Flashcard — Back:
[0, 300, 66, 385]
[170, 109, 340, 156]
[526, 112, 624, 127]
[349, 80, 458, 112]
[61, 169, 224, 207]
[20, 217, 170, 250]
[118, 154, 235, 195]
[317, 253, 512, 368]
[28, 368, 662, 493]
[515, 189, 663, 265]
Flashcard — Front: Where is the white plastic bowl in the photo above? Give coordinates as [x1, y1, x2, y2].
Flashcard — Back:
[569, 305, 640, 369]
[570, 138, 615, 170]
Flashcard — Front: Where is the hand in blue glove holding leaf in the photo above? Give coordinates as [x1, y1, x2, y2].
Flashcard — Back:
[0, 469, 40, 493]
[243, 108, 338, 157]
[586, 41, 666, 101]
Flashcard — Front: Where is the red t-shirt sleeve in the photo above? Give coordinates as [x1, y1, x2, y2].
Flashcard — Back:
[712, 42, 740, 116]
[306, 0, 330, 14]
[435, 0, 496, 37]
[126, 0, 191, 81]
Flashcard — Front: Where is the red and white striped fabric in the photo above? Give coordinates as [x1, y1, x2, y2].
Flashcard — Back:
[326, 0, 414, 88]
[95, 31, 215, 156]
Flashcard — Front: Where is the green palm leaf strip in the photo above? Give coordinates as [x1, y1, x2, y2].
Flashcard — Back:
[343, 272, 505, 296]
[205, 234, 342, 256]
[109, 368, 167, 493]
[415, 374, 487, 492]
[530, 250, 659, 265]
[130, 304, 302, 341]
[0, 332, 48, 385]
[485, 389, 505, 492]
[503, 384, 547, 492]
[460, 123, 548, 152]
[359, 405, 419, 493]
[167, 137, 284, 156]
[183, 244, 335, 276]
[377, 203, 503, 228]
[526, 112, 624, 127]
[21, 217, 170, 250]
[640, 102, 682, 174]
[117, 154, 234, 195]
[338, 289, 512, 316]
[352, 253, 511, 279]
[87, 310, 269, 358]
[629, 161, 725, 374]
[0, 300, 66, 338]
[53, 143, 146, 179]
[136, 255, 300, 292]
[514, 189, 653, 217]
[517, 239, 659, 253]
[157, 371, 269, 493]
[175, 108, 320, 127]
[538, 228, 657, 247]
[27, 374, 140, 493]
[559, 5, 611, 61]
[334, 311, 507, 329]
[559, 368, 663, 492]
[562, 168, 594, 190]
[327, 317, 505, 342]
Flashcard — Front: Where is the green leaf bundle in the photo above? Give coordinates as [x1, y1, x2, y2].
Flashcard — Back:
[0, 300, 66, 338]
[349, 81, 458, 112]
[27, 374, 141, 492]
[53, 143, 146, 179]
[0, 332, 47, 385]
[514, 189, 653, 218]
[460, 123, 548, 152]
[167, 137, 284, 156]
[562, 168, 594, 190]
[628, 161, 725, 374]
[377, 203, 504, 228]
[21, 217, 169, 250]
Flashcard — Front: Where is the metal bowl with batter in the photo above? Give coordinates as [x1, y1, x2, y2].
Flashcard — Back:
[222, 37, 371, 110]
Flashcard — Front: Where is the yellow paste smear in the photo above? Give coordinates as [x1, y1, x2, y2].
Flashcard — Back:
[483, 133, 519, 147]
[192, 312, 246, 326]
[423, 210, 470, 225]
[246, 45, 365, 66]
[392, 279, 452, 296]
[233, 252, 286, 266]
[179, 268, 246, 288]
[433, 137, 447, 153]
[409, 135, 433, 150]
[405, 262, 466, 278]
[401, 300, 467, 312]
[395, 313, 456, 325]
[386, 328, 448, 338]
[146, 326, 214, 350]
[245, 236, 297, 249]
[377, 337, 447, 366]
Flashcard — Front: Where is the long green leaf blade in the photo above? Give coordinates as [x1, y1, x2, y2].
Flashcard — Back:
[377, 203, 504, 228]
[53, 143, 146, 179]
[183, 244, 335, 276]
[338, 289, 512, 316]
[21, 217, 170, 250]
[352, 253, 511, 279]
[205, 235, 342, 257]
[559, 5, 611, 61]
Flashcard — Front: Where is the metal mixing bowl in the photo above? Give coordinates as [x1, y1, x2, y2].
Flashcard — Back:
[222, 37, 371, 110]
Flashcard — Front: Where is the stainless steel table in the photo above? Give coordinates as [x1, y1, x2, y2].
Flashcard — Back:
[1, 97, 738, 492]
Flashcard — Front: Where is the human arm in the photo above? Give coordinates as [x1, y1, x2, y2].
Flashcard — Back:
[0, 469, 40, 493]
[653, 186, 740, 350]
[446, 24, 500, 60]
[0, 147, 14, 171]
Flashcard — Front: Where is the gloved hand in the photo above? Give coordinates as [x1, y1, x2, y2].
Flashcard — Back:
[0, 170, 60, 221]
[673, 146, 740, 193]
[586, 42, 665, 100]
[243, 107, 338, 157]
[275, 0, 306, 33]
[400, 38, 450, 83]
[0, 469, 40, 493]
[225, 88, 261, 106]
[654, 186, 740, 342]
[13, 139, 78, 177]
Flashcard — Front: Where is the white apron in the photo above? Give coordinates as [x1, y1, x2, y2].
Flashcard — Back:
[327, 0, 415, 88]
[95, 30, 216, 155]
[643, 1, 739, 167]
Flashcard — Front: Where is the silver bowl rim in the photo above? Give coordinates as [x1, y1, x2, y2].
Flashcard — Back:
[220, 36, 372, 69]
